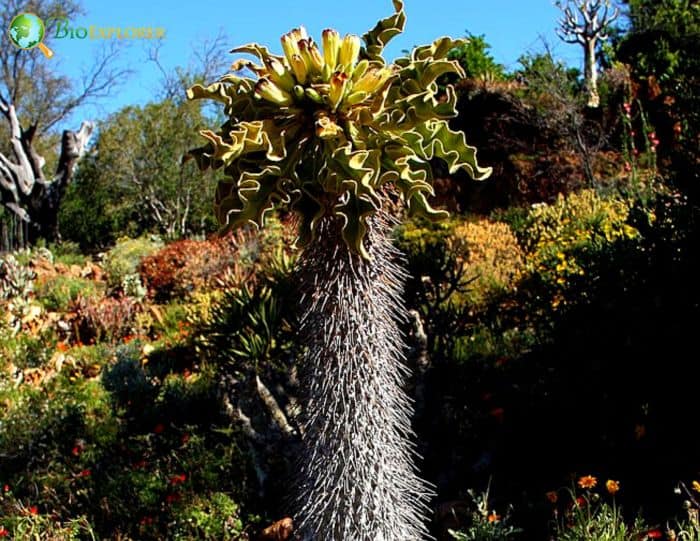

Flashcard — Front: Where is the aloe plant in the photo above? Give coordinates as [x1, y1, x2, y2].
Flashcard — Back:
[187, 1, 491, 539]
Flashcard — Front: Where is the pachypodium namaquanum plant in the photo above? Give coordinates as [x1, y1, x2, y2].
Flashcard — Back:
[187, 1, 491, 539]
[187, 0, 490, 260]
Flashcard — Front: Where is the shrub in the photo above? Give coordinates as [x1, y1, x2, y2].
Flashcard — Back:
[514, 189, 640, 309]
[139, 217, 296, 302]
[102, 236, 163, 292]
[138, 236, 240, 302]
[35, 275, 102, 312]
[172, 492, 246, 540]
[72, 294, 141, 344]
[452, 218, 526, 306]
[0, 333, 53, 370]
[47, 241, 89, 267]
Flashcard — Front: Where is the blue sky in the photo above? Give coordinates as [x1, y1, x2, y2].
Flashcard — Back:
[36, 0, 581, 126]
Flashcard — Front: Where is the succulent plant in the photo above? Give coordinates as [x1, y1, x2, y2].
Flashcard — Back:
[187, 0, 490, 259]
[0, 253, 36, 301]
[188, 2, 491, 539]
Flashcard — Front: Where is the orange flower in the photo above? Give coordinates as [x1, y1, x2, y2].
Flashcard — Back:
[28, 505, 38, 515]
[546, 491, 558, 504]
[578, 475, 597, 489]
[487, 512, 500, 523]
[635, 424, 646, 440]
[56, 341, 69, 352]
[606, 479, 620, 495]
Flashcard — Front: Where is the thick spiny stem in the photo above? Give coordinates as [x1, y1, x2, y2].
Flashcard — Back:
[293, 212, 432, 540]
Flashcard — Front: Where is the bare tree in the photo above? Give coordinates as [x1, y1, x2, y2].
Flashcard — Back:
[0, 0, 129, 244]
[556, 0, 619, 107]
[146, 29, 230, 102]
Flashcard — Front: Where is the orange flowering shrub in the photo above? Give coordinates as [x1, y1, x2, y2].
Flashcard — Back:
[139, 217, 296, 302]
[451, 217, 525, 306]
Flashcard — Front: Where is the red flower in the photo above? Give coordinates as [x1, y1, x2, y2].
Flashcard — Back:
[648, 132, 656, 140]
[165, 493, 181, 504]
[624, 162, 632, 172]
[170, 473, 187, 485]
[575, 497, 586, 508]
[3, 485, 9, 492]
[181, 433, 190, 444]
[76, 469, 91, 478]
[28, 505, 38, 515]
[71, 446, 81, 457]
[133, 459, 147, 469]
[153, 423, 165, 434]
[489, 407, 505, 423]
[139, 516, 154, 526]
[0, 527, 8, 537]
[646, 529, 663, 539]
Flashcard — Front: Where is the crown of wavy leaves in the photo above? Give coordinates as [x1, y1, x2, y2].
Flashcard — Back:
[186, 0, 491, 259]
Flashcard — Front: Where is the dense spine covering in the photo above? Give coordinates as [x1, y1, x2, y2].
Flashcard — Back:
[293, 213, 433, 540]
[186, 2, 492, 537]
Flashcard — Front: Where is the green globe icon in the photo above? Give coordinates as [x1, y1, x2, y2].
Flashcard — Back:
[8, 13, 54, 58]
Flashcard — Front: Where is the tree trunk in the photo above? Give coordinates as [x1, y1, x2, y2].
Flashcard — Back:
[584, 37, 600, 108]
[293, 212, 432, 541]
[0, 103, 93, 246]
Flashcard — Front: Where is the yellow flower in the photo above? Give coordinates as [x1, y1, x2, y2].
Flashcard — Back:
[338, 34, 361, 71]
[578, 475, 597, 489]
[254, 79, 294, 106]
[322, 29, 340, 70]
[606, 479, 620, 495]
[692, 480, 700, 493]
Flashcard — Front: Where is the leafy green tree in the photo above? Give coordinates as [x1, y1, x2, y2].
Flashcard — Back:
[616, 0, 700, 187]
[515, 50, 583, 97]
[447, 32, 506, 82]
[61, 99, 217, 248]
[0, 0, 127, 245]
[187, 1, 491, 538]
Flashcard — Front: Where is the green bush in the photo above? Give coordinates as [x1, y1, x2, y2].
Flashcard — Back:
[172, 492, 245, 540]
[35, 274, 102, 312]
[0, 332, 53, 370]
[49, 241, 90, 267]
[513, 189, 641, 311]
[102, 235, 163, 291]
